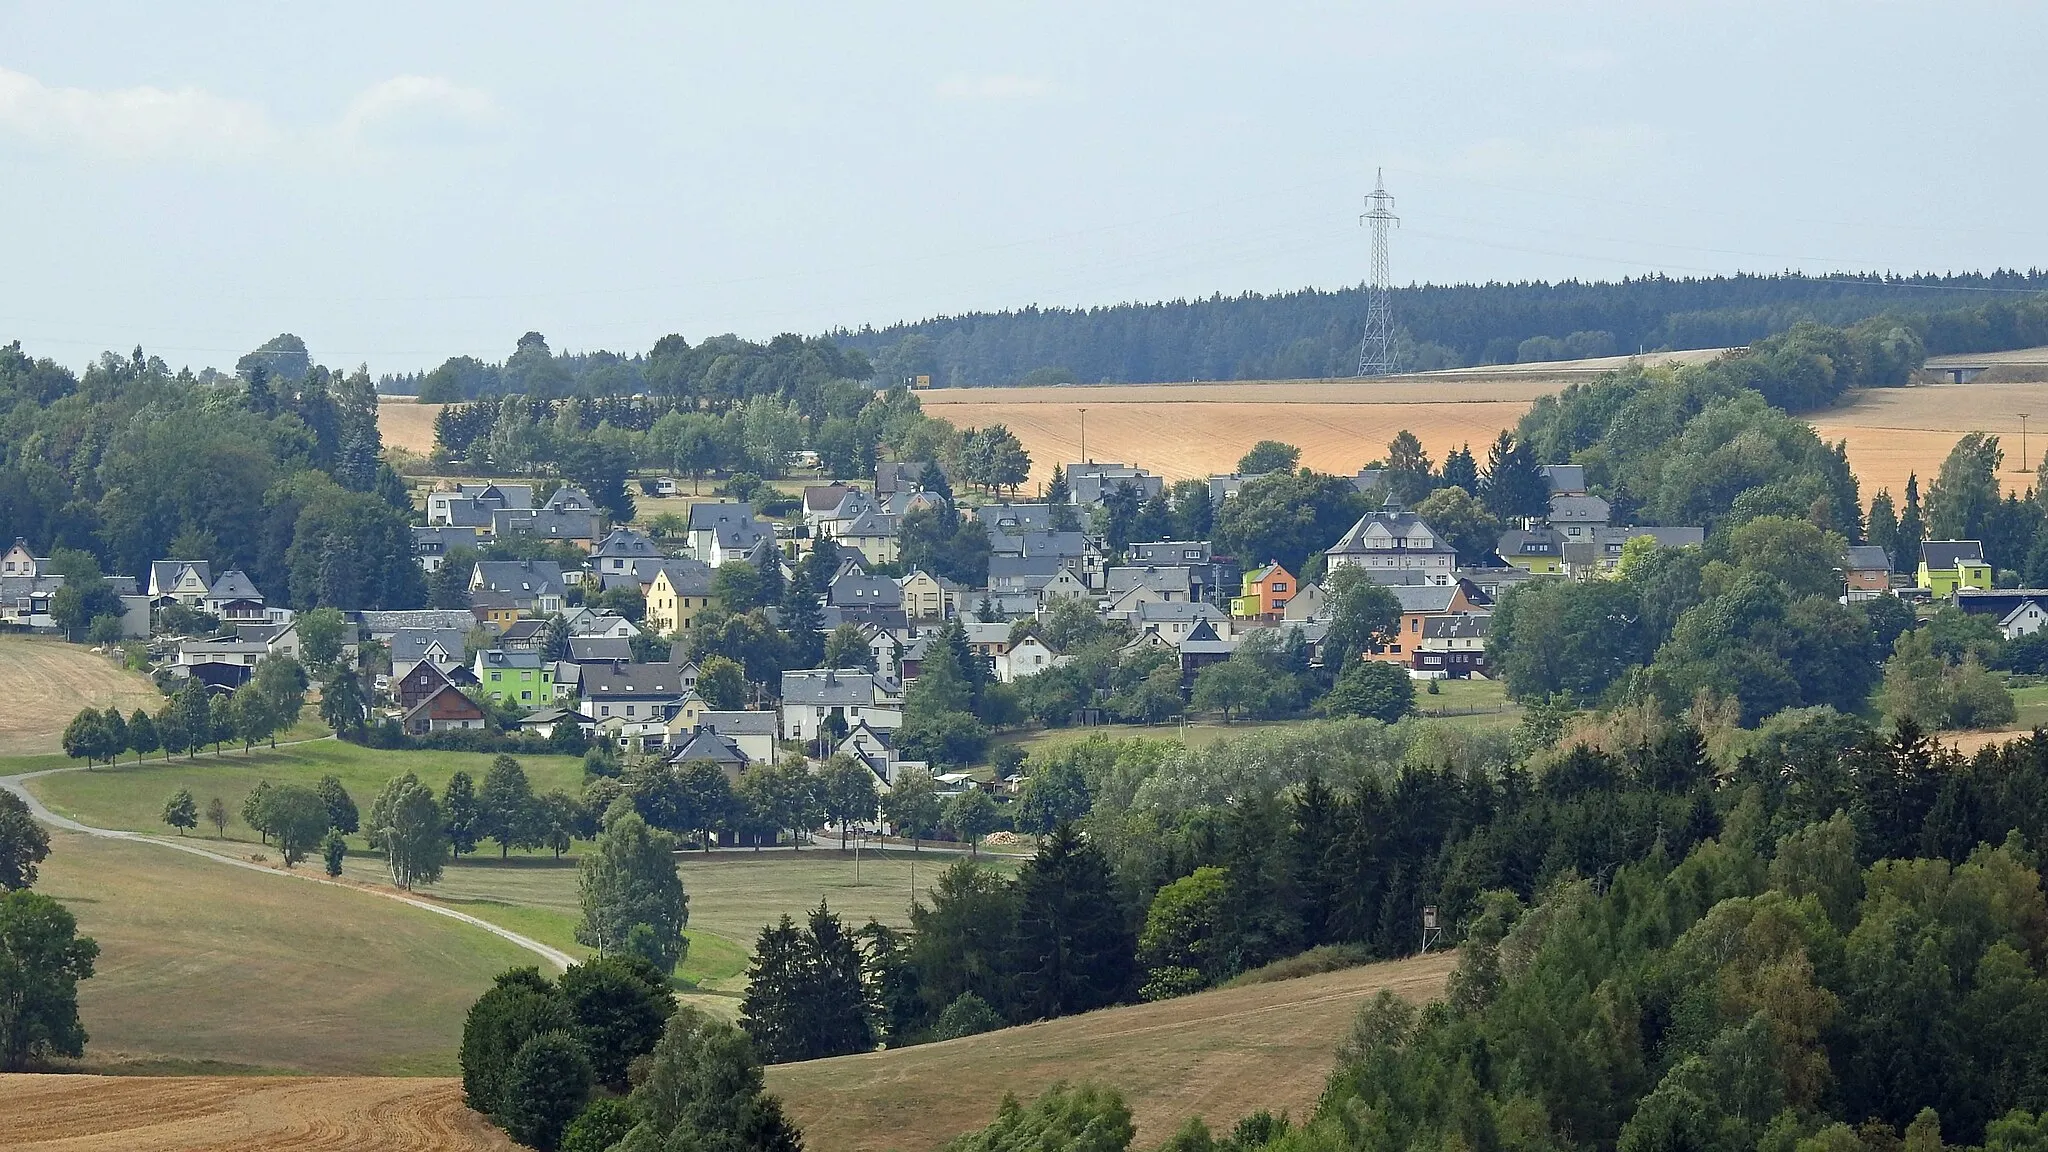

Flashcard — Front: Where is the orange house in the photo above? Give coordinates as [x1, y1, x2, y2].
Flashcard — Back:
[1232, 562, 1296, 619]
[1363, 581, 1486, 663]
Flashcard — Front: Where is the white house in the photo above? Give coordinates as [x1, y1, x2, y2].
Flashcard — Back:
[779, 668, 903, 741]
[995, 635, 1059, 682]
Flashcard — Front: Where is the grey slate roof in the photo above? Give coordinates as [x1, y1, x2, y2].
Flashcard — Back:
[1541, 465, 1587, 494]
[1845, 545, 1892, 572]
[567, 636, 634, 663]
[1922, 540, 1986, 570]
[1127, 541, 1212, 566]
[829, 573, 903, 608]
[356, 609, 479, 637]
[670, 728, 748, 765]
[390, 627, 468, 666]
[592, 528, 661, 559]
[206, 569, 263, 602]
[474, 560, 567, 595]
[1388, 585, 1461, 613]
[1105, 566, 1194, 597]
[990, 529, 1087, 558]
[781, 668, 880, 707]
[580, 662, 693, 699]
[1327, 504, 1455, 558]
[1548, 494, 1611, 524]
[493, 507, 601, 542]
[689, 502, 756, 531]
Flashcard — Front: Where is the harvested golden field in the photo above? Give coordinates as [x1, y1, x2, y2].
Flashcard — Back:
[922, 378, 1552, 491]
[0, 1074, 513, 1152]
[769, 951, 1457, 1152]
[1809, 375, 2048, 500]
[377, 398, 446, 456]
[0, 636, 158, 757]
[919, 351, 1727, 491]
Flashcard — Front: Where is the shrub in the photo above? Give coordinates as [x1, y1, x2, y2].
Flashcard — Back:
[459, 968, 573, 1116]
[501, 1030, 593, 1151]
[932, 991, 1002, 1041]
[1219, 944, 1375, 989]
[560, 1097, 636, 1152]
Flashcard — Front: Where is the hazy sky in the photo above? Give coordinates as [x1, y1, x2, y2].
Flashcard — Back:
[3, 2, 2043, 375]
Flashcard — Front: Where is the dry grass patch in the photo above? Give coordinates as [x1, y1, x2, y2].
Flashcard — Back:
[0, 1074, 514, 1152]
[1810, 377, 2048, 500]
[376, 398, 446, 456]
[768, 950, 1457, 1152]
[0, 636, 158, 757]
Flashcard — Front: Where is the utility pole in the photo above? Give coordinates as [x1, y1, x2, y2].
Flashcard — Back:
[1078, 407, 1088, 465]
[1356, 169, 1399, 377]
[2021, 413, 2031, 476]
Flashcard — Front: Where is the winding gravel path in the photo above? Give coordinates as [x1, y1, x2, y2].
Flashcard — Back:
[0, 764, 573, 972]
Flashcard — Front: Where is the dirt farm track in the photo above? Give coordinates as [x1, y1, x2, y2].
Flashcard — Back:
[0, 1075, 517, 1152]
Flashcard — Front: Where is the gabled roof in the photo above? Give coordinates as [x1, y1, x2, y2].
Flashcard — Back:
[150, 560, 212, 595]
[1548, 494, 1611, 524]
[974, 503, 1055, 533]
[1541, 464, 1587, 495]
[390, 627, 467, 666]
[403, 683, 486, 723]
[545, 485, 594, 511]
[1134, 600, 1227, 623]
[581, 662, 693, 698]
[1389, 584, 1461, 613]
[829, 573, 903, 608]
[592, 528, 662, 558]
[567, 635, 634, 663]
[1183, 618, 1220, 643]
[357, 609, 477, 636]
[700, 710, 777, 736]
[669, 728, 748, 765]
[206, 569, 263, 602]
[493, 507, 601, 541]
[1845, 545, 1892, 572]
[989, 529, 1086, 559]
[474, 560, 567, 596]
[689, 502, 756, 531]
[475, 649, 546, 671]
[1106, 566, 1194, 596]
[1421, 615, 1490, 640]
[805, 484, 854, 512]
[781, 668, 880, 707]
[840, 509, 899, 538]
[1128, 540, 1212, 565]
[500, 619, 547, 642]
[412, 525, 481, 551]
[1922, 540, 1986, 570]
[650, 558, 716, 596]
[1328, 503, 1454, 557]
[1497, 527, 1562, 557]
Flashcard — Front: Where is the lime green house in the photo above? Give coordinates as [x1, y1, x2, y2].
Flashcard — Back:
[1918, 540, 1993, 597]
[472, 649, 554, 709]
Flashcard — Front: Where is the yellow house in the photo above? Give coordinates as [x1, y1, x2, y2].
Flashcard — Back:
[660, 692, 712, 742]
[647, 562, 718, 637]
[897, 569, 961, 621]
[836, 510, 900, 567]
[470, 589, 523, 632]
[1497, 528, 1564, 575]
[1918, 540, 1993, 597]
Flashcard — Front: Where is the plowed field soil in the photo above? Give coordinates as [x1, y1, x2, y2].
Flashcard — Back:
[0, 1075, 514, 1152]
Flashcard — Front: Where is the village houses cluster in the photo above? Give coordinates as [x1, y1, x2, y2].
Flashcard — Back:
[5, 448, 2025, 800]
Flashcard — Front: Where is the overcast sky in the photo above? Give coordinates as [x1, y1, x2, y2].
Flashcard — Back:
[3, 2, 2043, 375]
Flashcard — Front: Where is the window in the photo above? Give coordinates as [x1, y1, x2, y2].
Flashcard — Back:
[601, 705, 611, 717]
[491, 671, 501, 681]
[626, 705, 636, 717]
[522, 691, 532, 701]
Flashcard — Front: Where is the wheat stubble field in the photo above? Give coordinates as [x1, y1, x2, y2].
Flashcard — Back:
[0, 636, 159, 756]
[0, 1075, 516, 1152]
[767, 951, 1458, 1152]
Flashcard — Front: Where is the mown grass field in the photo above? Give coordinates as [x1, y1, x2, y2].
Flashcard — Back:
[0, 635, 160, 757]
[34, 829, 536, 1076]
[768, 950, 1458, 1152]
[21, 741, 584, 854]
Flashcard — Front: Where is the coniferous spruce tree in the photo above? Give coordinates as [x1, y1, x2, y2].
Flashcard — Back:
[1013, 823, 1134, 1020]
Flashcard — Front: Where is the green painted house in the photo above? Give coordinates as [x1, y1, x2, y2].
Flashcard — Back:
[1918, 540, 1993, 597]
[472, 649, 554, 709]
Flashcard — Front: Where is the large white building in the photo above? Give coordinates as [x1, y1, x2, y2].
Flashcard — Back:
[1324, 501, 1458, 585]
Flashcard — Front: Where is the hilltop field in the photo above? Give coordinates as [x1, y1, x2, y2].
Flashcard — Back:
[0, 951, 1454, 1152]
[378, 348, 2048, 506]
[0, 636, 159, 757]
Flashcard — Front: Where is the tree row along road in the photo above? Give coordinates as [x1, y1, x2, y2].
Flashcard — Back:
[0, 763, 575, 972]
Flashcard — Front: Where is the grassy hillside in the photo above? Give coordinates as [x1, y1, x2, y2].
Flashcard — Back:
[0, 635, 159, 757]
[767, 951, 1457, 1152]
[35, 829, 537, 1075]
[22, 742, 584, 853]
